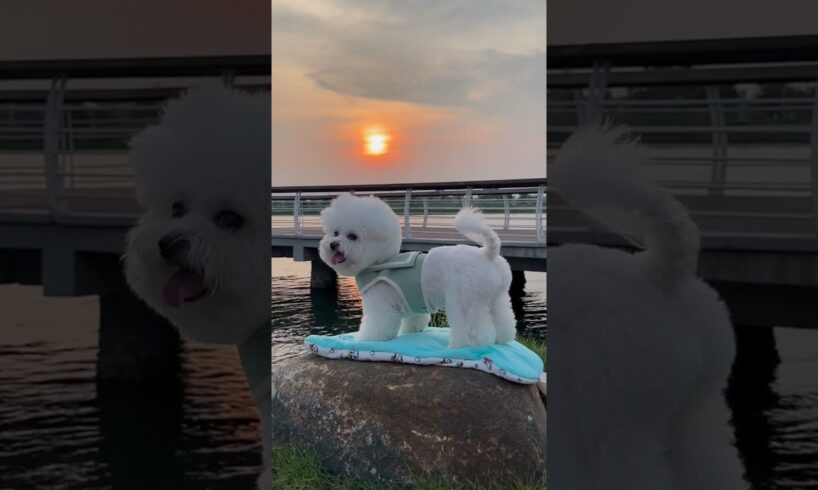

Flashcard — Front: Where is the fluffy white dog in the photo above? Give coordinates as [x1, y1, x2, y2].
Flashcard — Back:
[318, 194, 517, 348]
[547, 126, 746, 489]
[123, 87, 272, 488]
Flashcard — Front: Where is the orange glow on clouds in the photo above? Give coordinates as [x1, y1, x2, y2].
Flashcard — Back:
[363, 125, 391, 156]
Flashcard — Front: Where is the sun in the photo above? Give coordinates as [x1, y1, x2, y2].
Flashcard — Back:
[363, 126, 391, 156]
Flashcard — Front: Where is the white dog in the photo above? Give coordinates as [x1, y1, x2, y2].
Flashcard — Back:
[123, 87, 272, 488]
[318, 194, 517, 348]
[547, 126, 746, 489]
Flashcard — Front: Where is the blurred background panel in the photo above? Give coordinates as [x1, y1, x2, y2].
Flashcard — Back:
[547, 4, 818, 487]
[0, 2, 270, 488]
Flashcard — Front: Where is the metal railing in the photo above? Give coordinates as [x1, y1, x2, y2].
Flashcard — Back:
[271, 179, 547, 245]
[0, 56, 270, 218]
[548, 60, 818, 243]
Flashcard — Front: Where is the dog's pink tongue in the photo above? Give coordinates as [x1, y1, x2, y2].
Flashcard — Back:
[162, 269, 206, 307]
[331, 252, 346, 265]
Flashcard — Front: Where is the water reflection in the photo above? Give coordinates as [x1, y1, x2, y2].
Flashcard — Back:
[0, 286, 260, 489]
[97, 382, 185, 489]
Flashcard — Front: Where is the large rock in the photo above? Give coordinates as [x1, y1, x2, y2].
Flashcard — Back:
[271, 353, 546, 485]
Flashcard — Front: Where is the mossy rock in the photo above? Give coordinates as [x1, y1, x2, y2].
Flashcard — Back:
[271, 353, 546, 485]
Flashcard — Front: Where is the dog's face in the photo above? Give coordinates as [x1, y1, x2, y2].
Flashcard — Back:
[124, 87, 270, 343]
[318, 194, 402, 276]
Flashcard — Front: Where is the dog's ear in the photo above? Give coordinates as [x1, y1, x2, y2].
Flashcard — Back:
[321, 193, 354, 233]
[360, 198, 403, 256]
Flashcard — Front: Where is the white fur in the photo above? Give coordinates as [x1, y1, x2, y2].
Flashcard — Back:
[318, 194, 517, 348]
[122, 87, 271, 487]
[547, 126, 746, 489]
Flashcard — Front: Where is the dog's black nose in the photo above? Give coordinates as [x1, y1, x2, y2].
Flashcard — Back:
[158, 234, 190, 261]
[330, 241, 340, 251]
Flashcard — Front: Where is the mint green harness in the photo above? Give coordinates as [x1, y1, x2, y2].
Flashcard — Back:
[355, 251, 434, 314]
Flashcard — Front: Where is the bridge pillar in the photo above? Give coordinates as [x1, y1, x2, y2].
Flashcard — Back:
[310, 259, 337, 289]
[725, 325, 780, 487]
[510, 270, 526, 294]
[97, 290, 181, 385]
[95, 290, 185, 484]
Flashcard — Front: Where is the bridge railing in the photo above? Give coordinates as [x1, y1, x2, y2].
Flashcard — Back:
[1, 99, 158, 185]
[548, 61, 818, 243]
[0, 56, 270, 217]
[271, 179, 547, 244]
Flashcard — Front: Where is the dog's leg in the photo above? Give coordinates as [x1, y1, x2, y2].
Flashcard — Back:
[469, 306, 497, 347]
[446, 304, 468, 349]
[490, 291, 517, 344]
[358, 289, 403, 341]
[447, 298, 495, 348]
[399, 313, 431, 335]
[668, 391, 745, 490]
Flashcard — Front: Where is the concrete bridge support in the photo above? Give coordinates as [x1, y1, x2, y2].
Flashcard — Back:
[96, 289, 181, 385]
[310, 259, 337, 289]
[97, 293, 185, 487]
[511, 270, 527, 294]
[725, 325, 780, 488]
[713, 282, 793, 487]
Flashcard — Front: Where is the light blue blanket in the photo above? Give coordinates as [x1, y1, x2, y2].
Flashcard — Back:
[305, 327, 545, 385]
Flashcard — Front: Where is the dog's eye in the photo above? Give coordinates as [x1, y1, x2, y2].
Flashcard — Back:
[171, 201, 186, 218]
[214, 210, 245, 231]
[347, 233, 358, 241]
[333, 231, 339, 237]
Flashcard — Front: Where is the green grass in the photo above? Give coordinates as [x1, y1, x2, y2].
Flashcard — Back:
[516, 336, 546, 368]
[272, 446, 545, 490]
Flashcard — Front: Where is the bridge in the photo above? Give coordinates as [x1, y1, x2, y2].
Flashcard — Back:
[271, 180, 546, 288]
[0, 55, 270, 384]
[548, 36, 818, 329]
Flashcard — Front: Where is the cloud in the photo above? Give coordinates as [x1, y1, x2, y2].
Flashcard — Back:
[272, 1, 546, 115]
[319, 0, 545, 41]
[270, 0, 547, 185]
[306, 49, 546, 114]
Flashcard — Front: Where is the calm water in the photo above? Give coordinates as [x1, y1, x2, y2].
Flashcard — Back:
[0, 286, 261, 489]
[740, 327, 818, 489]
[270, 258, 547, 364]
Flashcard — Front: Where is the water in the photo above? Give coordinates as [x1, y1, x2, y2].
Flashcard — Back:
[2, 264, 816, 489]
[0, 285, 261, 489]
[742, 327, 818, 489]
[271, 258, 547, 365]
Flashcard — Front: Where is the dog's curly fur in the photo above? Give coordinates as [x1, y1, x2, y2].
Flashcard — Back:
[318, 194, 517, 348]
[123, 86, 272, 488]
[547, 126, 745, 489]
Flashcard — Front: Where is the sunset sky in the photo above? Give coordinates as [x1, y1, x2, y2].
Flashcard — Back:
[271, 0, 547, 186]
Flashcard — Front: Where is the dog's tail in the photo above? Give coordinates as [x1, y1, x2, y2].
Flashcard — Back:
[455, 207, 501, 258]
[551, 125, 700, 288]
